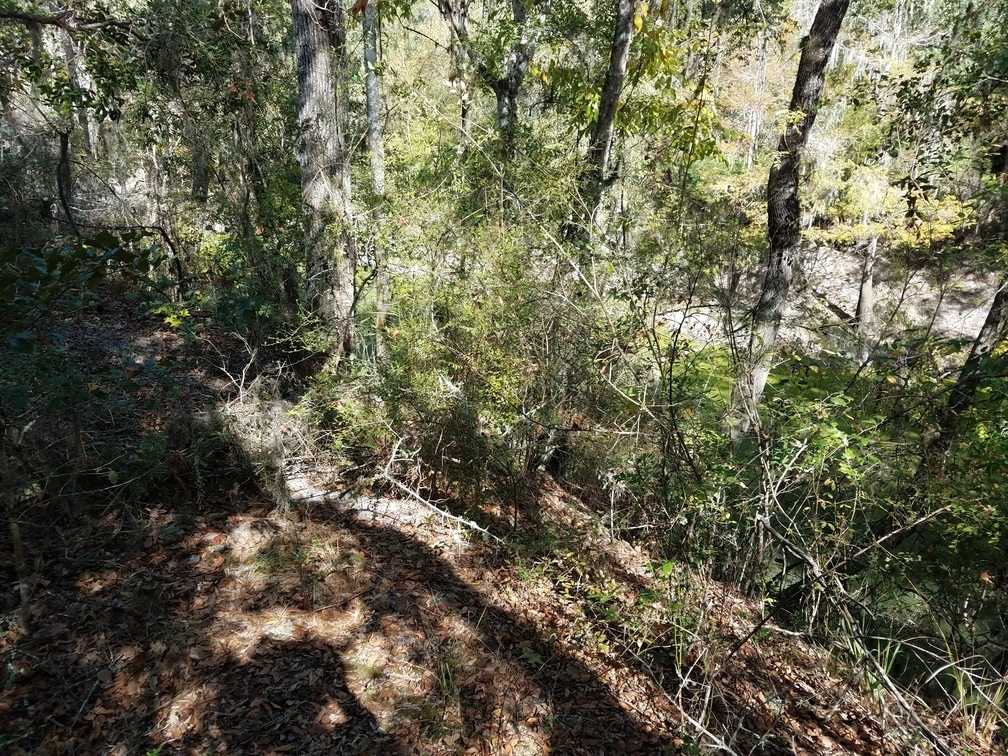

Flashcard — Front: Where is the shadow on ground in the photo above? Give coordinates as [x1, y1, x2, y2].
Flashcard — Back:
[1, 491, 677, 755]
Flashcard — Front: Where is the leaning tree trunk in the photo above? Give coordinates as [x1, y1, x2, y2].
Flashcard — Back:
[941, 276, 1008, 434]
[580, 0, 635, 236]
[727, 0, 851, 451]
[291, 0, 355, 359]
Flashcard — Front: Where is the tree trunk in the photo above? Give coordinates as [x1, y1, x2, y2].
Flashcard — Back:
[58, 24, 99, 158]
[291, 0, 355, 358]
[363, 0, 385, 198]
[189, 134, 210, 203]
[438, 0, 547, 149]
[331, 0, 352, 211]
[745, 40, 769, 170]
[363, 0, 390, 360]
[727, 0, 851, 451]
[854, 235, 877, 363]
[57, 130, 78, 236]
[943, 276, 1008, 430]
[438, 0, 473, 153]
[580, 0, 635, 235]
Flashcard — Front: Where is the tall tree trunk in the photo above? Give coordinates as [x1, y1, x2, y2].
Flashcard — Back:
[189, 129, 210, 203]
[363, 0, 385, 198]
[488, 0, 549, 152]
[745, 40, 768, 170]
[331, 0, 352, 211]
[291, 0, 355, 358]
[363, 0, 390, 359]
[727, 0, 851, 451]
[438, 0, 473, 153]
[56, 130, 78, 236]
[57, 23, 99, 158]
[580, 0, 635, 236]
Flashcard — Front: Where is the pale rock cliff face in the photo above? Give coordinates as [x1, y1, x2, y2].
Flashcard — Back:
[797, 244, 997, 349]
[663, 243, 998, 359]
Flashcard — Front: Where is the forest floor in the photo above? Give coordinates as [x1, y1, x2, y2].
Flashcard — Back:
[0, 294, 997, 755]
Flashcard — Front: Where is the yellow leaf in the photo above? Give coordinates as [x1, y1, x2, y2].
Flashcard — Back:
[633, 11, 643, 31]
[641, 1, 650, 16]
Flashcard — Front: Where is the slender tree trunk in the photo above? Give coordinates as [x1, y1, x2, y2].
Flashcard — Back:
[580, 0, 635, 235]
[56, 130, 78, 236]
[331, 0, 352, 211]
[943, 276, 1008, 429]
[189, 131, 210, 203]
[745, 40, 769, 170]
[438, 1, 472, 153]
[727, 0, 851, 450]
[363, 0, 390, 359]
[363, 0, 385, 198]
[291, 0, 355, 358]
[855, 235, 877, 362]
[439, 0, 547, 150]
[57, 24, 99, 158]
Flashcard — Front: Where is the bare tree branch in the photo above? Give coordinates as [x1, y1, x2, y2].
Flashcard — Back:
[0, 7, 133, 34]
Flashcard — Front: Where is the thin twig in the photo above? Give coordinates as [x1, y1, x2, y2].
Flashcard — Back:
[757, 515, 955, 756]
[382, 439, 503, 543]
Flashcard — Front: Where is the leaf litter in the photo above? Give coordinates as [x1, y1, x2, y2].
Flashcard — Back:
[0, 297, 996, 755]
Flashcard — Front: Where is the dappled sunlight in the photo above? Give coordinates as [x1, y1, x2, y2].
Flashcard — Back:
[3, 479, 682, 753]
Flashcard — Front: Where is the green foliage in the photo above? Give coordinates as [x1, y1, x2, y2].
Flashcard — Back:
[0, 232, 165, 347]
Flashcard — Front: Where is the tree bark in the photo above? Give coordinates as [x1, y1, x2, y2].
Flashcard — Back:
[438, 0, 473, 152]
[189, 126, 210, 203]
[363, 0, 385, 198]
[363, 0, 390, 359]
[291, 0, 355, 358]
[331, 0, 352, 210]
[854, 235, 877, 363]
[727, 0, 851, 451]
[580, 0, 635, 235]
[57, 130, 78, 236]
[57, 21, 99, 158]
